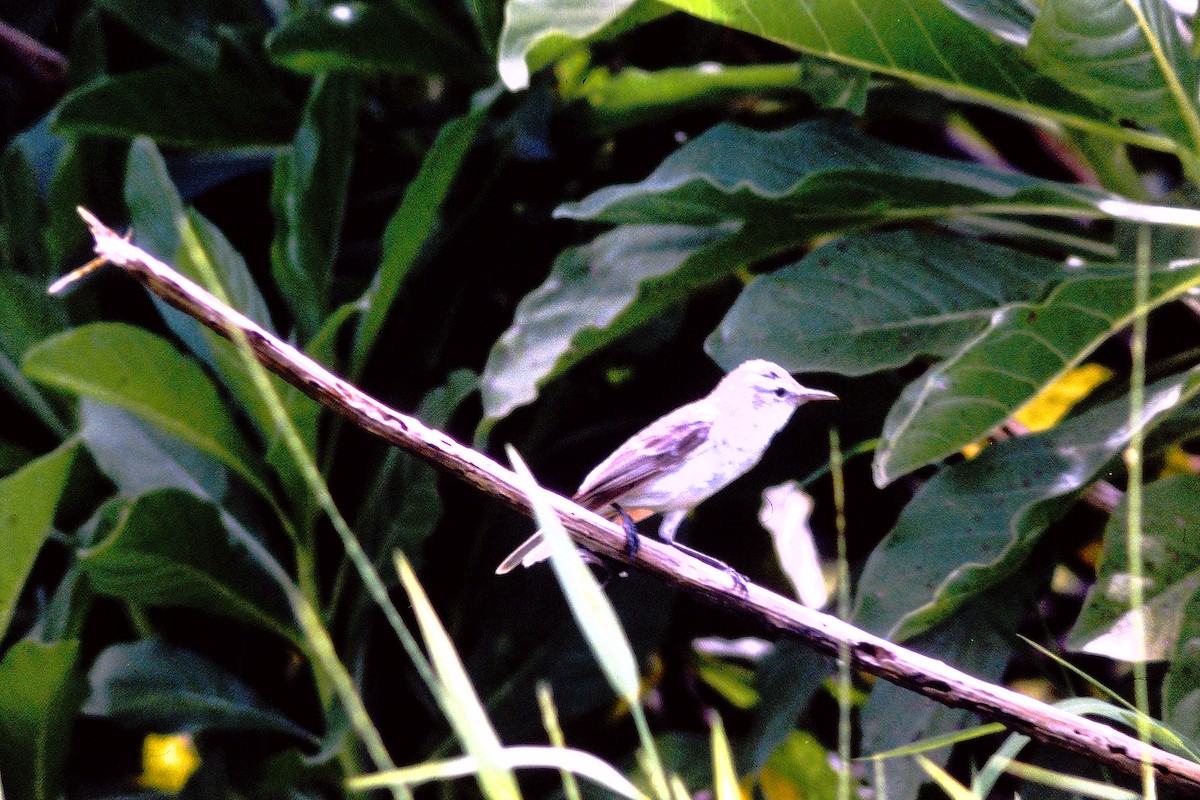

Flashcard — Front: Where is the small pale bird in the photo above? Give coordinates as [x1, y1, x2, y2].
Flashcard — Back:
[496, 359, 836, 586]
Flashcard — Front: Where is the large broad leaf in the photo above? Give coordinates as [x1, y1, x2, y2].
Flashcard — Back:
[79, 400, 228, 502]
[266, 1, 491, 83]
[707, 230, 1064, 375]
[555, 118, 1200, 232]
[854, 366, 1200, 641]
[874, 258, 1200, 484]
[84, 638, 314, 741]
[23, 323, 271, 499]
[0, 444, 78, 641]
[860, 561, 1046, 800]
[78, 489, 297, 645]
[351, 103, 490, 379]
[1065, 475, 1200, 743]
[501, 0, 1169, 151]
[0, 638, 85, 800]
[53, 59, 298, 147]
[1026, 0, 1200, 154]
[270, 73, 358, 340]
[92, 0, 263, 70]
[478, 223, 738, 433]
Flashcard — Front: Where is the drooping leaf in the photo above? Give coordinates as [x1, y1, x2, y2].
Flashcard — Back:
[23, 323, 271, 498]
[84, 638, 315, 741]
[874, 258, 1200, 485]
[78, 489, 297, 644]
[266, 1, 490, 83]
[478, 223, 739, 433]
[270, 73, 359, 339]
[557, 118, 1200, 232]
[1026, 0, 1200, 153]
[707, 230, 1064, 376]
[740, 641, 831, 772]
[854, 366, 1200, 641]
[351, 103, 490, 379]
[0, 638, 85, 800]
[0, 444, 78, 641]
[53, 61, 298, 147]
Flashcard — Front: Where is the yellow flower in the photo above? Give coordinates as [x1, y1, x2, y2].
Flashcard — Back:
[140, 732, 200, 794]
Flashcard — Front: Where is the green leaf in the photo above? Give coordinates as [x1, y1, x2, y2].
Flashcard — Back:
[861, 563, 1045, 800]
[0, 638, 85, 800]
[0, 271, 71, 436]
[53, 61, 298, 147]
[874, 258, 1200, 484]
[92, 0, 239, 70]
[941, 0, 1036, 46]
[266, 2, 490, 83]
[1065, 475, 1200, 744]
[79, 400, 228, 501]
[506, 447, 641, 704]
[1026, 0, 1200, 154]
[502, 0, 1166, 148]
[1068, 475, 1200, 660]
[741, 641, 831, 771]
[0, 144, 50, 279]
[498, 0, 639, 89]
[351, 103, 490, 379]
[575, 60, 868, 133]
[761, 732, 838, 800]
[357, 370, 477, 579]
[78, 489, 297, 644]
[270, 73, 359, 339]
[23, 323, 271, 498]
[478, 223, 738, 433]
[124, 138, 284, 445]
[348, 746, 644, 798]
[707, 230, 1063, 376]
[854, 366, 1200, 641]
[0, 444, 78, 641]
[83, 638, 315, 741]
[396, 555, 521, 800]
[556, 118, 1200, 232]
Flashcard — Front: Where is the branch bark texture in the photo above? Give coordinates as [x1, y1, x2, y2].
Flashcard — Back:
[67, 208, 1200, 794]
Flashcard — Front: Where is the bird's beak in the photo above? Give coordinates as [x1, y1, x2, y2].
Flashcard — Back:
[798, 388, 837, 403]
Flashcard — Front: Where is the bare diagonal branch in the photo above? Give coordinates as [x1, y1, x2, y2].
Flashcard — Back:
[60, 207, 1200, 794]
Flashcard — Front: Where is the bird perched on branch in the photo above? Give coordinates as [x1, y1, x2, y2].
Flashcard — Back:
[496, 359, 836, 589]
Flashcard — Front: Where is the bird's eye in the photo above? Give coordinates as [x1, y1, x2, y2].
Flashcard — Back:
[773, 387, 787, 398]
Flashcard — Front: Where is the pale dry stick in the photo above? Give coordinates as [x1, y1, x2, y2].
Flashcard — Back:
[57, 208, 1200, 795]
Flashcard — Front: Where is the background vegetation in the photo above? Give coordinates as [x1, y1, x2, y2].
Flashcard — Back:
[2, 0, 1200, 798]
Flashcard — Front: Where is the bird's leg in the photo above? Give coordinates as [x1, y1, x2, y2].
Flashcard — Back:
[612, 503, 640, 558]
[656, 510, 748, 595]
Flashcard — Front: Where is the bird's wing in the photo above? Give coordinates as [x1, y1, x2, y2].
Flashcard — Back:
[573, 403, 714, 511]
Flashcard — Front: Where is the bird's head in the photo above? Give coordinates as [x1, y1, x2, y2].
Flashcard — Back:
[715, 359, 837, 413]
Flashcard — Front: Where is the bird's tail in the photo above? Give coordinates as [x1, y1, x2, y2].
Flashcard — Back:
[494, 532, 551, 574]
